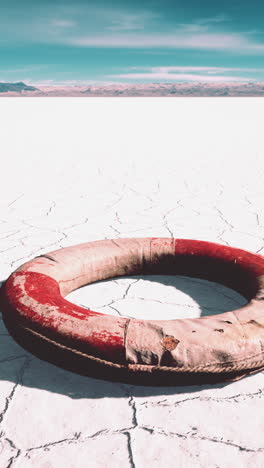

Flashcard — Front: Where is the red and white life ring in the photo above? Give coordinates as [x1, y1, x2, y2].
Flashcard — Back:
[2, 238, 264, 385]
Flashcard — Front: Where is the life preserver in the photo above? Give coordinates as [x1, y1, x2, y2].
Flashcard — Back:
[2, 238, 264, 385]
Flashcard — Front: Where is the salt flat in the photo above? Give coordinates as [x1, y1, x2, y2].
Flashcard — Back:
[0, 98, 264, 467]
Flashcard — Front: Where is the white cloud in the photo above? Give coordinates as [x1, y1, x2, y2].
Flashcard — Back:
[175, 15, 230, 34]
[51, 19, 76, 28]
[150, 66, 264, 73]
[24, 79, 119, 86]
[107, 12, 158, 32]
[2, 4, 264, 56]
[66, 32, 264, 53]
[108, 65, 263, 82]
[108, 72, 255, 82]
[196, 14, 230, 25]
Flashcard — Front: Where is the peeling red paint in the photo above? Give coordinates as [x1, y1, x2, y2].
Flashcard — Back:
[7, 271, 102, 321]
[90, 330, 125, 360]
[5, 274, 62, 330]
[4, 270, 127, 363]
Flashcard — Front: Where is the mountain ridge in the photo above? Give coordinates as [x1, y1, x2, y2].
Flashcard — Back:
[0, 82, 39, 93]
[1, 81, 264, 96]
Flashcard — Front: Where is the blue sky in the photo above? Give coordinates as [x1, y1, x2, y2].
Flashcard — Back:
[1, 0, 264, 84]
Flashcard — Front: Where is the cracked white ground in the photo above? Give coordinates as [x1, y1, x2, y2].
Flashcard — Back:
[0, 98, 264, 467]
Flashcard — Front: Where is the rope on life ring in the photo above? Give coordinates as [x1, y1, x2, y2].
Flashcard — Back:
[1, 237, 264, 386]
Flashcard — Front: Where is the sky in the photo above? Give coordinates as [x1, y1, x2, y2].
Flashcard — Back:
[1, 0, 264, 85]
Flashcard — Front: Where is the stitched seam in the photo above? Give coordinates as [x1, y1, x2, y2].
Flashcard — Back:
[231, 310, 248, 340]
[11, 322, 264, 373]
[124, 318, 131, 365]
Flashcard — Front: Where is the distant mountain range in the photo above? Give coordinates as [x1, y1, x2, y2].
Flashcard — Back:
[79, 82, 264, 97]
[1, 81, 264, 96]
[0, 82, 38, 93]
